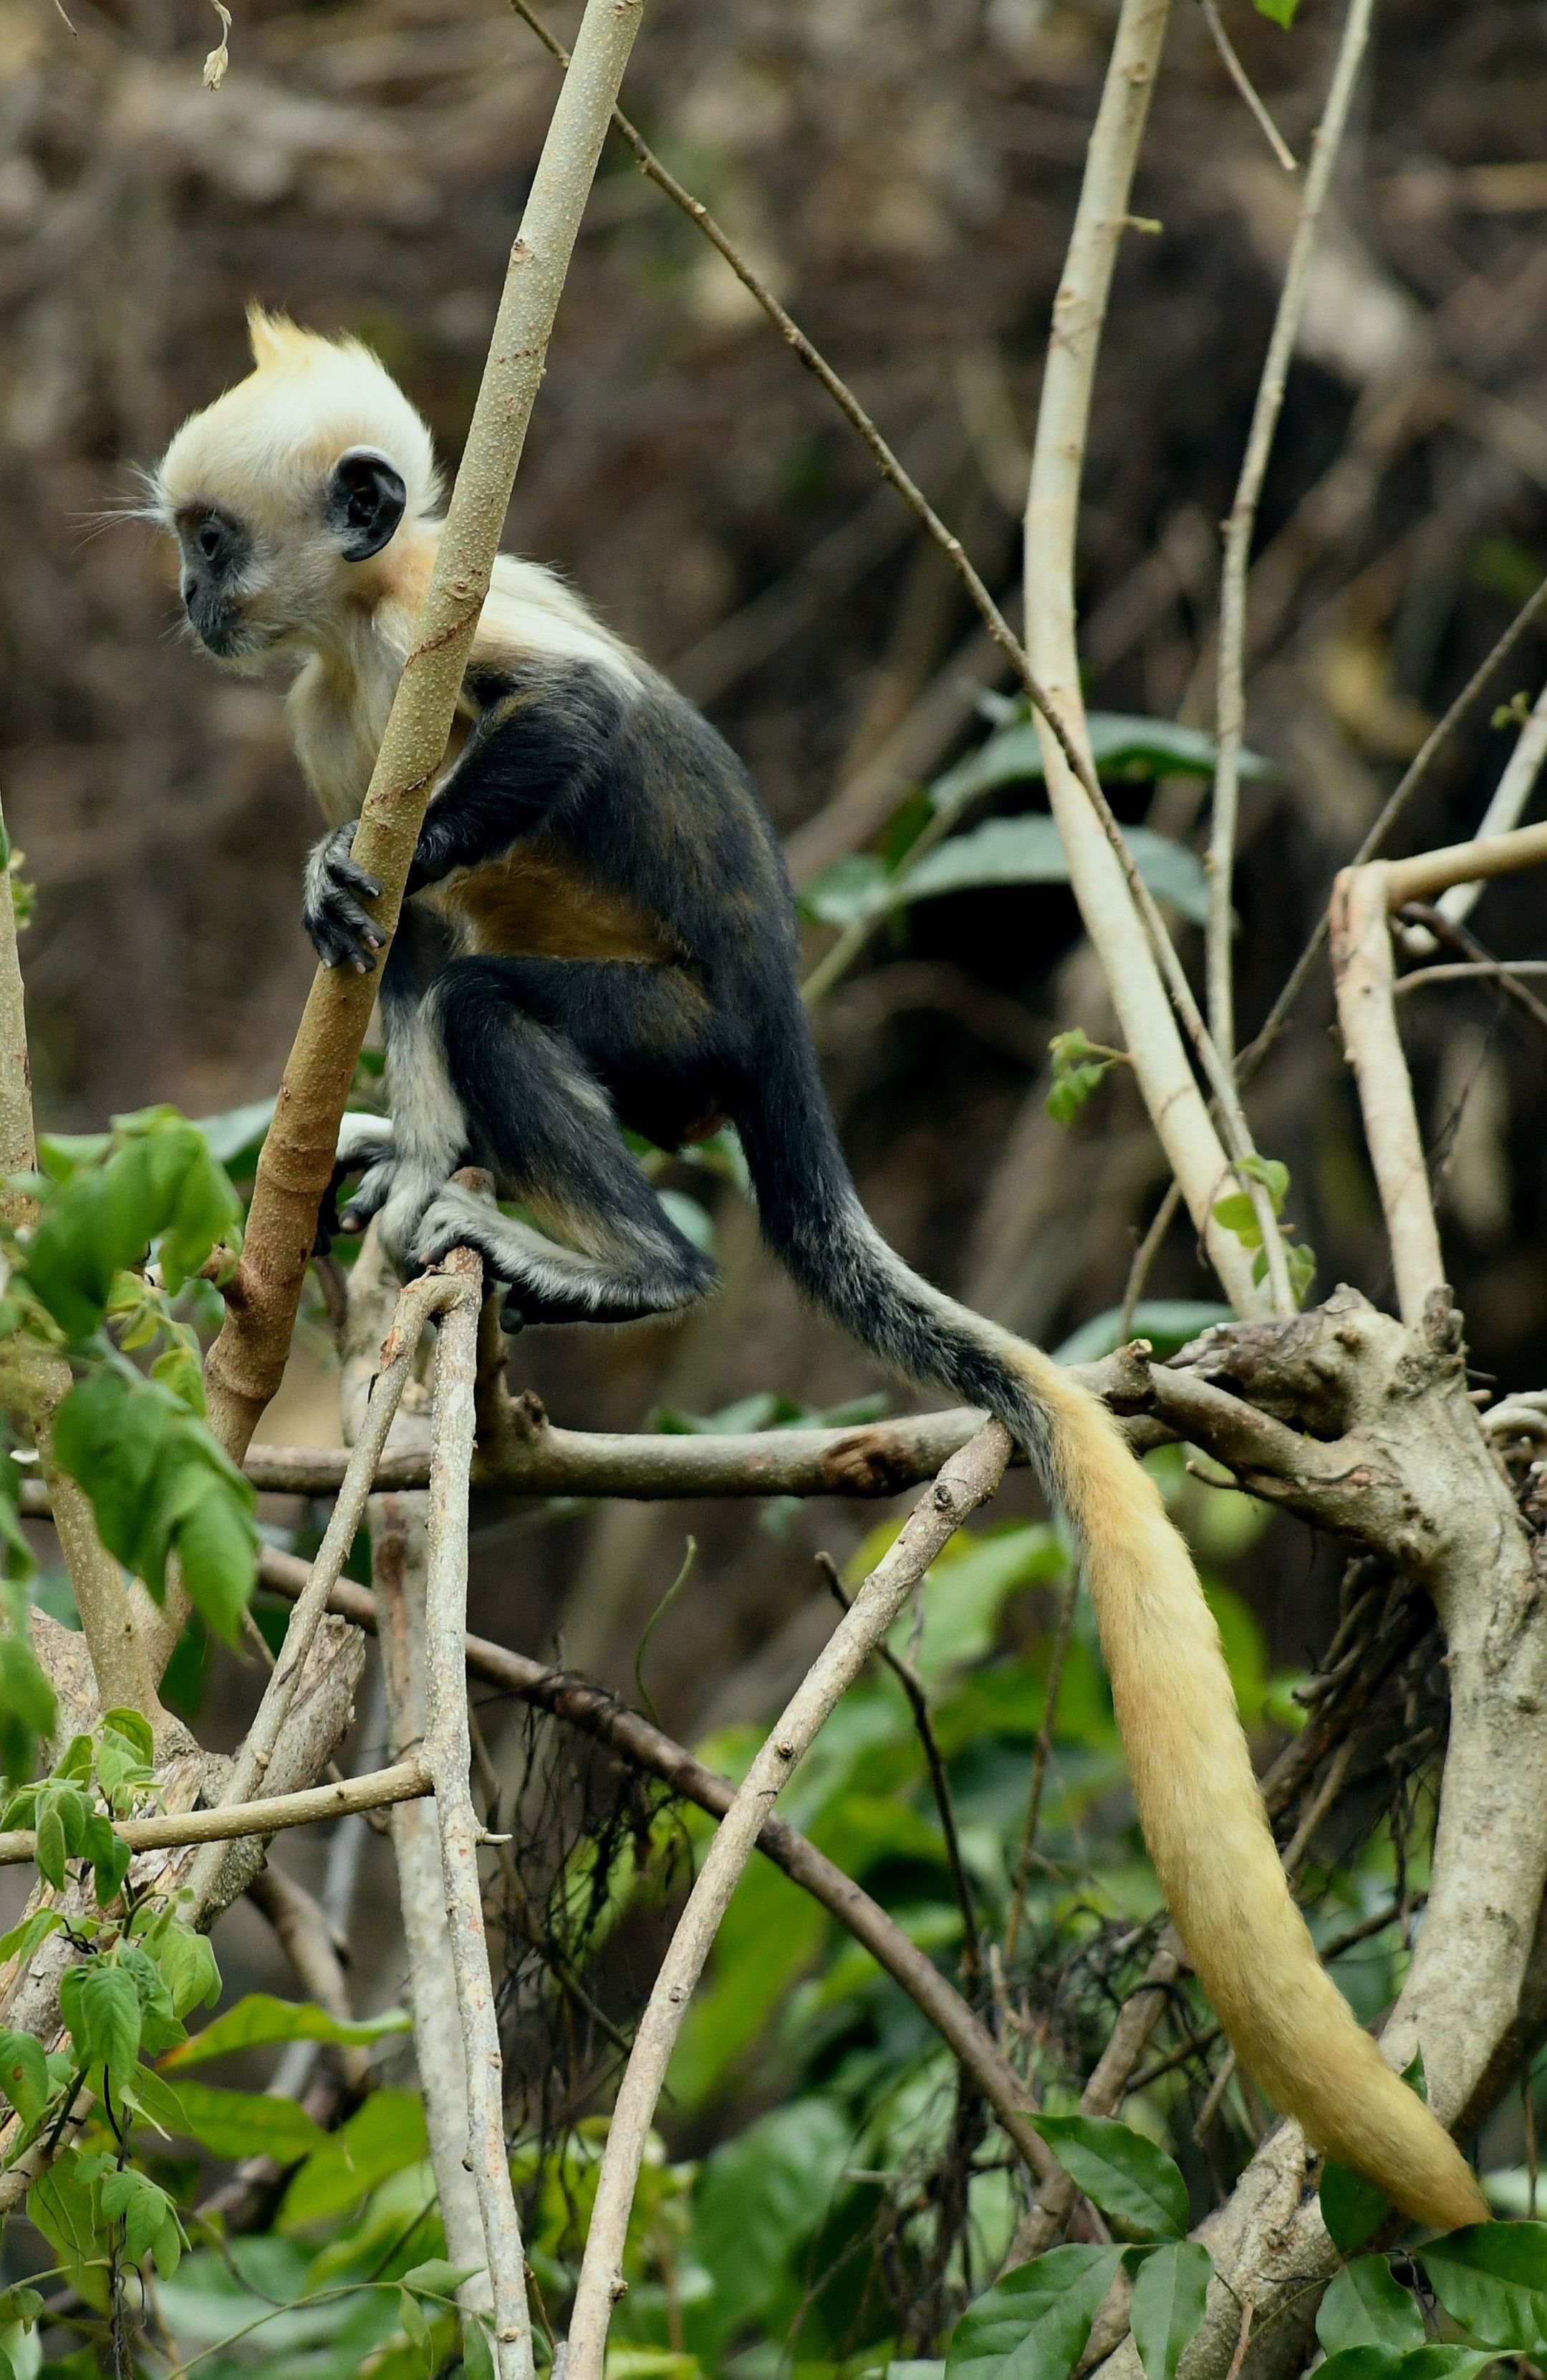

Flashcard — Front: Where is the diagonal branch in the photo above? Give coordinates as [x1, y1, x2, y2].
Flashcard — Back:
[198, 0, 650, 1468]
[563, 1424, 1013, 2380]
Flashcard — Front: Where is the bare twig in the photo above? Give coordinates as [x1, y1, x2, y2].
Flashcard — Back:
[0, 1762, 425, 1866]
[375, 1493, 493, 2325]
[1117, 1180, 1184, 1347]
[1006, 1943, 1184, 2266]
[1382, 817, 1547, 909]
[1018, 0, 1275, 1314]
[1409, 680, 1547, 944]
[423, 1245, 533, 2380]
[1396, 958, 1547, 994]
[1240, 570, 1547, 1084]
[185, 1270, 458, 1907]
[257, 1544, 1066, 2194]
[1331, 862, 1443, 1325]
[200, 0, 651, 1464]
[818, 1551, 983, 1989]
[1208, 0, 1374, 1070]
[564, 1425, 1013, 2380]
[1003, 1569, 1079, 1965]
[246, 1865, 373, 2093]
[1199, 0, 1296, 173]
[1395, 905, 1547, 1041]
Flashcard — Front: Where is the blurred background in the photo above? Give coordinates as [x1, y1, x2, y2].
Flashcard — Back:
[5, 0, 1547, 2200]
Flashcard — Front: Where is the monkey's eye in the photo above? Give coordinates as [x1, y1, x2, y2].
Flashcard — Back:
[196, 521, 223, 562]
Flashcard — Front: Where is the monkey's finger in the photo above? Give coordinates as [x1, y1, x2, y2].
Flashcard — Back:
[331, 857, 384, 902]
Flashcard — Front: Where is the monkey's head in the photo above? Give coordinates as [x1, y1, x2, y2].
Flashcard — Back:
[153, 309, 441, 671]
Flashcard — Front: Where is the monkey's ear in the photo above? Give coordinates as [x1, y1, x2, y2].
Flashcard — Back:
[327, 448, 407, 562]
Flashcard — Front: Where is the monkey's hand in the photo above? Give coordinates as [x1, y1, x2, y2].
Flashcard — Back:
[302, 823, 385, 972]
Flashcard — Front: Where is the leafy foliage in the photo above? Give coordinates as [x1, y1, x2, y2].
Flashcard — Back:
[0, 1107, 258, 1651]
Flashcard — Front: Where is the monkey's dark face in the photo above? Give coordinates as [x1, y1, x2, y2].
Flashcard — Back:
[174, 505, 256, 659]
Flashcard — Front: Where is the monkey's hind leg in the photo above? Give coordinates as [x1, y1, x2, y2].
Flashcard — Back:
[410, 965, 718, 1329]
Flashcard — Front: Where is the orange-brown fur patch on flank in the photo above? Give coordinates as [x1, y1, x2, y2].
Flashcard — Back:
[431, 836, 680, 965]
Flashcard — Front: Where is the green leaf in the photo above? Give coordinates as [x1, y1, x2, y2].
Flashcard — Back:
[279, 2090, 430, 2230]
[1210, 1192, 1263, 1247]
[0, 2028, 50, 2126]
[399, 2285, 435, 2371]
[193, 1095, 276, 1171]
[52, 1366, 257, 1641]
[32, 1798, 66, 1890]
[1129, 2242, 1213, 2380]
[947, 2246, 1125, 2380]
[1316, 2353, 1499, 2380]
[693, 2097, 852, 2348]
[28, 2149, 110, 2311]
[1030, 2116, 1188, 2241]
[1420, 2224, 1547, 2351]
[1321, 2159, 1391, 2254]
[462, 2314, 496, 2380]
[1319, 2260, 1427, 2356]
[101, 1707, 153, 1765]
[930, 714, 1274, 811]
[163, 1990, 413, 2068]
[403, 2260, 483, 2301]
[1052, 1303, 1234, 1366]
[0, 1909, 62, 1965]
[126, 2065, 188, 2138]
[1046, 1063, 1109, 1127]
[100, 2167, 167, 2264]
[157, 2078, 325, 2161]
[803, 817, 1212, 935]
[153, 1920, 221, 2020]
[0, 1625, 54, 1784]
[59, 1959, 141, 2092]
[1252, 0, 1298, 24]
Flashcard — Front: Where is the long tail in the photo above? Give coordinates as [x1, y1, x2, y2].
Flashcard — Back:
[736, 1021, 1485, 2232]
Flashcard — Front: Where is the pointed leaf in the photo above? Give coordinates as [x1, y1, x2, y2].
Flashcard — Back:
[1130, 2241, 1213, 2380]
[1031, 2116, 1188, 2241]
[1317, 2260, 1425, 2356]
[163, 1990, 412, 2068]
[947, 2245, 1125, 2380]
[1420, 2224, 1547, 2351]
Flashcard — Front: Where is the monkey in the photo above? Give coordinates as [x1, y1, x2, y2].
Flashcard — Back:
[150, 309, 1485, 2232]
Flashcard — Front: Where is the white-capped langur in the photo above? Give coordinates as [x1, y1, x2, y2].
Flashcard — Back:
[151, 309, 1485, 2230]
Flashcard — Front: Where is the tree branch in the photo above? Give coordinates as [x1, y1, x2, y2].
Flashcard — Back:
[564, 1425, 1014, 2380]
[423, 1243, 533, 2380]
[1208, 0, 1374, 1069]
[199, 0, 651, 1464]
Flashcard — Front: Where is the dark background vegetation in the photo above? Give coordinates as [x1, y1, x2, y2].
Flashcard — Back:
[4, 0, 1547, 2022]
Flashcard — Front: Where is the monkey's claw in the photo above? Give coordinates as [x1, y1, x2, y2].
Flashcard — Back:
[302, 822, 386, 970]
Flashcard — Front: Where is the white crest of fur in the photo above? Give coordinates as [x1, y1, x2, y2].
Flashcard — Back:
[155, 308, 441, 536]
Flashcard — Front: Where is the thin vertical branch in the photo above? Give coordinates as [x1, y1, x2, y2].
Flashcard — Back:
[564, 1424, 1013, 2380]
[1330, 864, 1444, 1326]
[423, 1247, 534, 2380]
[200, 0, 651, 1465]
[377, 1495, 496, 2334]
[1019, 0, 1280, 1314]
[1003, 1570, 1078, 1965]
[1208, 0, 1376, 1068]
[1199, 0, 1297, 173]
[185, 1268, 457, 1909]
